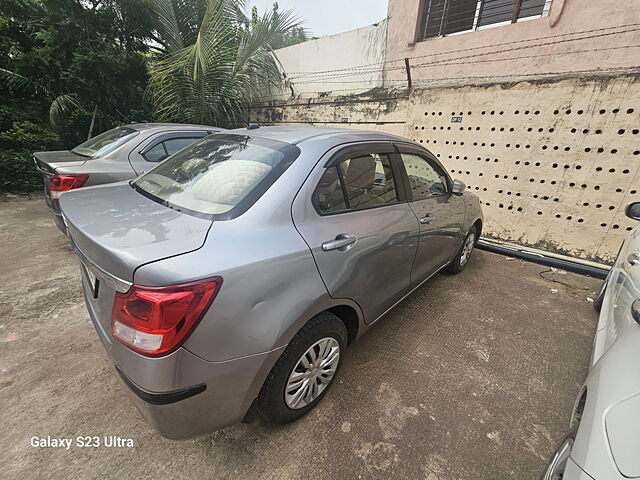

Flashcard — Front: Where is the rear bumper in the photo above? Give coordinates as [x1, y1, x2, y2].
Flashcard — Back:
[82, 284, 284, 439]
[115, 367, 206, 405]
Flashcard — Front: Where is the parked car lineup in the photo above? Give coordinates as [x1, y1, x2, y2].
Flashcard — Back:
[34, 123, 224, 232]
[542, 202, 640, 480]
[58, 126, 483, 438]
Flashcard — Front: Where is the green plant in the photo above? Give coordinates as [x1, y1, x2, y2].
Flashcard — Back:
[148, 0, 303, 126]
[0, 149, 43, 193]
[0, 120, 61, 150]
[0, 121, 61, 193]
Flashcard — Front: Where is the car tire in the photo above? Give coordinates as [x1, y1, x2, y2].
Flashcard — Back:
[446, 225, 477, 274]
[540, 428, 577, 480]
[258, 312, 347, 425]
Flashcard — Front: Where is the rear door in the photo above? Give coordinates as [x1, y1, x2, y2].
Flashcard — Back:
[128, 131, 209, 175]
[292, 142, 420, 324]
[395, 145, 465, 286]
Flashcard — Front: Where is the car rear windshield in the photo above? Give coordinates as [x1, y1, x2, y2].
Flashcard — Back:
[132, 134, 300, 219]
[71, 126, 138, 158]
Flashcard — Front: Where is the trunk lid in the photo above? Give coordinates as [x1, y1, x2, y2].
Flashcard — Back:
[33, 151, 88, 172]
[34, 151, 88, 209]
[59, 182, 212, 283]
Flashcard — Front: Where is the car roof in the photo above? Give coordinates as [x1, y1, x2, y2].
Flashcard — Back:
[224, 125, 413, 146]
[126, 123, 222, 132]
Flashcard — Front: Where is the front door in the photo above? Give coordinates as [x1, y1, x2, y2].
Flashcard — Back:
[396, 147, 465, 286]
[292, 143, 419, 324]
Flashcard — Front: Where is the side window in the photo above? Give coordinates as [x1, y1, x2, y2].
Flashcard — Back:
[314, 166, 348, 213]
[342, 153, 398, 210]
[144, 137, 203, 162]
[400, 153, 448, 201]
[143, 143, 168, 162]
[313, 152, 399, 214]
[164, 137, 201, 156]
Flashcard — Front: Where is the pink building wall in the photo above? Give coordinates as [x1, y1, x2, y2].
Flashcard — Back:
[385, 0, 640, 84]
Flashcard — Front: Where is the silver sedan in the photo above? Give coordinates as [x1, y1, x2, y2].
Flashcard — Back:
[59, 126, 483, 439]
[34, 123, 223, 232]
[543, 202, 640, 479]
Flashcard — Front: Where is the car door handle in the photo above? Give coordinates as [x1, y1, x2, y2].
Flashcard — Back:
[322, 234, 358, 252]
[419, 214, 433, 224]
[628, 253, 640, 266]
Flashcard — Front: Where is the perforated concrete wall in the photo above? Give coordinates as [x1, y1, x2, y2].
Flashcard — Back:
[405, 74, 640, 263]
[250, 72, 640, 263]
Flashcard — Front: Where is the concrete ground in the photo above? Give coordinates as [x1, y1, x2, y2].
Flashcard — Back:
[0, 198, 601, 480]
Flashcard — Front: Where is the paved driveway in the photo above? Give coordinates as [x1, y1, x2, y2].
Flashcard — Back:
[0, 198, 601, 479]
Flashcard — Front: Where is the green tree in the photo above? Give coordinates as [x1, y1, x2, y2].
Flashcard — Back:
[0, 0, 154, 147]
[147, 0, 304, 126]
[247, 2, 307, 49]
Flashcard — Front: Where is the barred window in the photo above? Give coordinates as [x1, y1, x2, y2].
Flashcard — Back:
[420, 0, 552, 40]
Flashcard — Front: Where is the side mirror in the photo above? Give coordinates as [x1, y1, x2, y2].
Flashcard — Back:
[626, 202, 640, 221]
[452, 179, 466, 195]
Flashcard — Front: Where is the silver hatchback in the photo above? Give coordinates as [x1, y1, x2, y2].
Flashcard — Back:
[59, 126, 483, 438]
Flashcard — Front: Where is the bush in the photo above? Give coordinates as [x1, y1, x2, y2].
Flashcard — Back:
[0, 121, 61, 193]
[0, 149, 43, 193]
[0, 121, 61, 150]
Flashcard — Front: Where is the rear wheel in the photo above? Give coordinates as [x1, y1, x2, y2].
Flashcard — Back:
[446, 226, 477, 274]
[258, 312, 347, 424]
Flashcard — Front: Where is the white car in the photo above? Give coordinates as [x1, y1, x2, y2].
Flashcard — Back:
[543, 201, 640, 479]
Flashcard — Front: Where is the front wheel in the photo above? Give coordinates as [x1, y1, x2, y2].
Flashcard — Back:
[446, 226, 477, 274]
[541, 429, 576, 480]
[258, 312, 347, 424]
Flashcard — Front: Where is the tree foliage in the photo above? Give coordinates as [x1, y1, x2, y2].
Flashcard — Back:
[0, 0, 154, 147]
[147, 0, 305, 126]
[0, 0, 308, 191]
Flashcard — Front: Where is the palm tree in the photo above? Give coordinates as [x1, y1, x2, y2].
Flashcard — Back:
[0, 68, 79, 131]
[148, 0, 303, 126]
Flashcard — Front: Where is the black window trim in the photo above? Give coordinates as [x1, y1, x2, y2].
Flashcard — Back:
[393, 142, 454, 202]
[313, 141, 409, 217]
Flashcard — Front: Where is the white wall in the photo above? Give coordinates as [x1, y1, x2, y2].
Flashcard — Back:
[267, 20, 388, 100]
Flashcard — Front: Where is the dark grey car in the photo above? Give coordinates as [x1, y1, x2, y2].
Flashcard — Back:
[59, 126, 483, 439]
[34, 123, 223, 231]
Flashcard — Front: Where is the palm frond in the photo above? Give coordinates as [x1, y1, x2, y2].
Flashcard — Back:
[49, 94, 80, 129]
[0, 68, 47, 96]
[148, 0, 302, 126]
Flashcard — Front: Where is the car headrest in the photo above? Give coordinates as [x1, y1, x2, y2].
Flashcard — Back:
[345, 155, 376, 191]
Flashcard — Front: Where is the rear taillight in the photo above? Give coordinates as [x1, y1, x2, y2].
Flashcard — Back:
[111, 277, 222, 356]
[49, 174, 89, 200]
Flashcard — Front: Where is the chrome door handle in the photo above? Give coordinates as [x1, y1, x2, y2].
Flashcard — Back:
[419, 214, 433, 224]
[628, 253, 640, 266]
[322, 234, 358, 252]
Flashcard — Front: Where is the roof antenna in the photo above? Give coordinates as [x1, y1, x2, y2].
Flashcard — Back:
[231, 104, 259, 130]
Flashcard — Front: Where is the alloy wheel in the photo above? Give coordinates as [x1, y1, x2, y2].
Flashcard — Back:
[543, 437, 573, 480]
[460, 232, 476, 266]
[284, 337, 340, 409]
